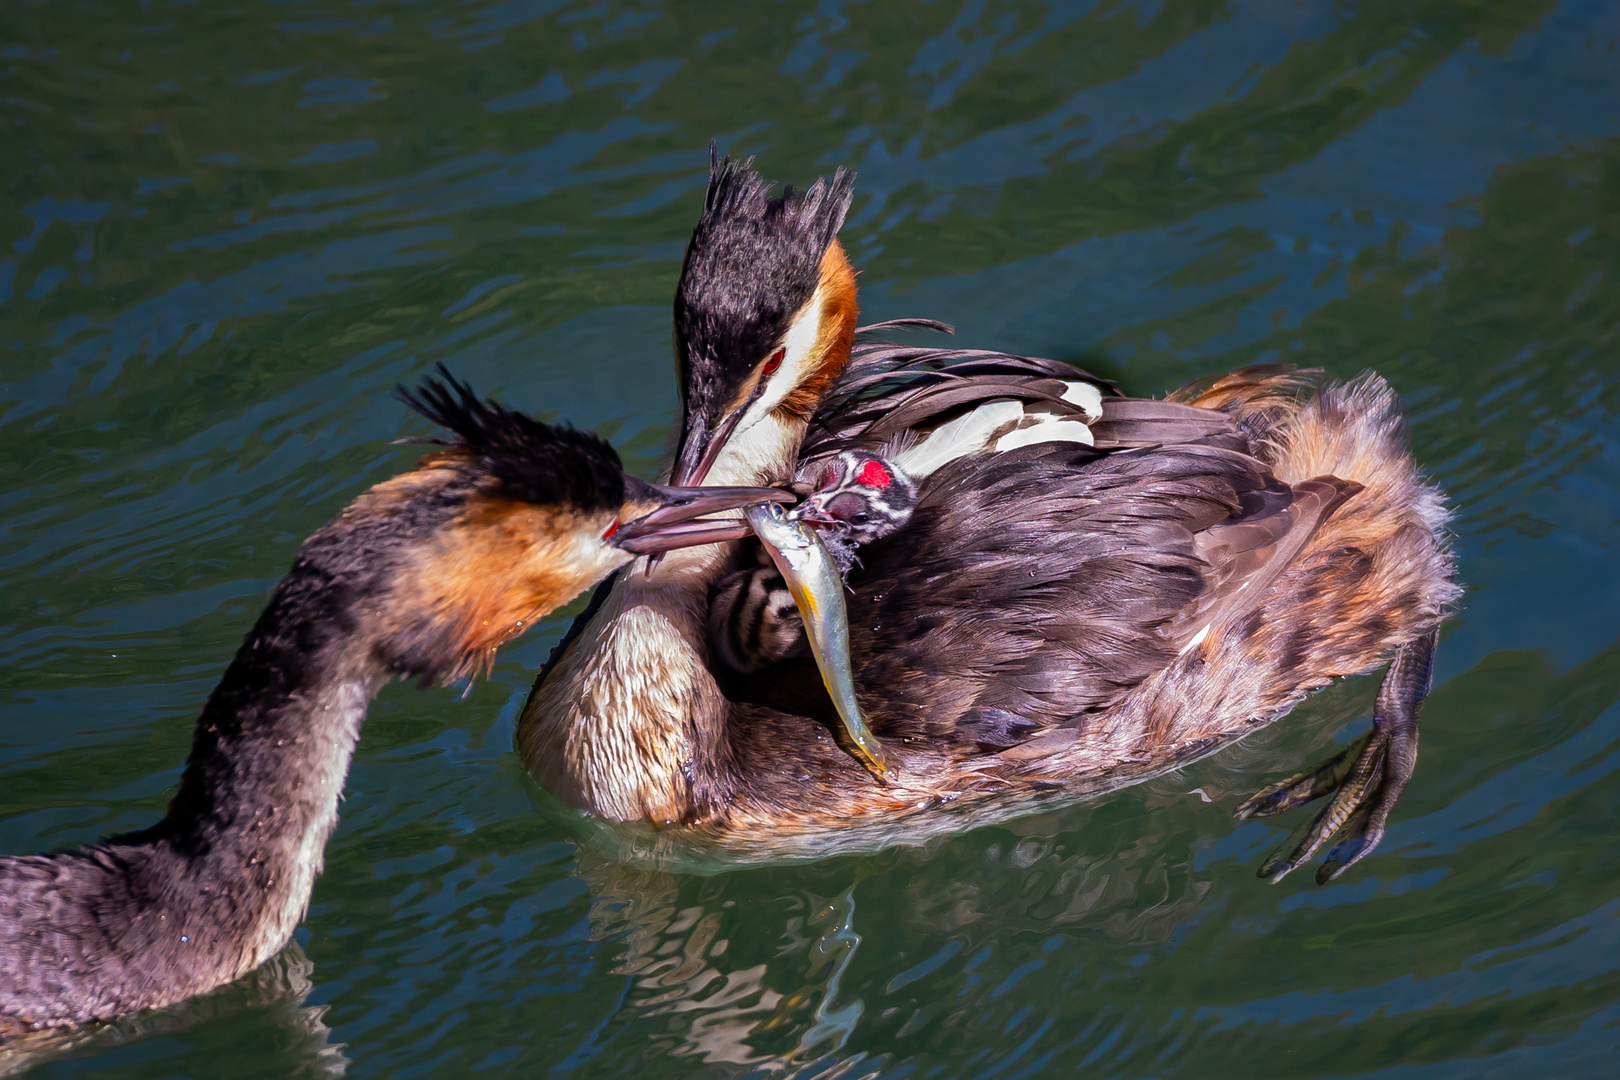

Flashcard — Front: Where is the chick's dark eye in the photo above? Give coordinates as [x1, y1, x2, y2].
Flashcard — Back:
[762, 348, 785, 376]
[827, 493, 864, 519]
[852, 513, 870, 524]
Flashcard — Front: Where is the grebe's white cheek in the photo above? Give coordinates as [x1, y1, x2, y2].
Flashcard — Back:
[726, 279, 829, 443]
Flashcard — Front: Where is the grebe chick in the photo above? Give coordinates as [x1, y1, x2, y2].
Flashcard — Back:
[796, 451, 921, 557]
[709, 450, 916, 673]
[798, 381, 1105, 562]
[0, 371, 784, 1033]
[710, 391, 1103, 675]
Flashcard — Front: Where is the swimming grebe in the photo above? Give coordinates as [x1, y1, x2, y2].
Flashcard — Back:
[517, 154, 1458, 881]
[0, 372, 785, 1033]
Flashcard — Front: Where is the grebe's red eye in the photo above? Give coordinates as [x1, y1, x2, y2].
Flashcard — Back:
[601, 519, 619, 541]
[857, 460, 892, 489]
[762, 348, 785, 376]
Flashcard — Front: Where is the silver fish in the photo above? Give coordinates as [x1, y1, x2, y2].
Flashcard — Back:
[745, 501, 896, 783]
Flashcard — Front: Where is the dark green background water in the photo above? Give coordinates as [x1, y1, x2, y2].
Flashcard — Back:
[3, 1, 1618, 1075]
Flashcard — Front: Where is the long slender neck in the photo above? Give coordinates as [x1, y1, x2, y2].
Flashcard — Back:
[0, 557, 385, 1029]
[517, 242, 859, 821]
[518, 411, 810, 824]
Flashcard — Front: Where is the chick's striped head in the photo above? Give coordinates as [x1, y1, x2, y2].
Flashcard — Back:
[791, 450, 918, 546]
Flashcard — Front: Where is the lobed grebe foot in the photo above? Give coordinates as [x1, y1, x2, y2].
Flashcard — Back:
[1235, 626, 1439, 885]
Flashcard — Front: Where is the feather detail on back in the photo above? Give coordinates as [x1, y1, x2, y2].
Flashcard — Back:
[800, 340, 1115, 463]
[1061, 380, 1104, 420]
[994, 418, 1095, 452]
[893, 399, 1024, 477]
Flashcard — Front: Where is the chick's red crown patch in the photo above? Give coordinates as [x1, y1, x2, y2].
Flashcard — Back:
[857, 460, 892, 489]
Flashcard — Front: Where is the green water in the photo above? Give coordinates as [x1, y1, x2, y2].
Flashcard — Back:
[2, 0, 1618, 1075]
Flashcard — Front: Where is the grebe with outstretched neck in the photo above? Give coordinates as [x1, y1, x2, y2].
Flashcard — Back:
[0, 372, 784, 1033]
[519, 151, 1459, 881]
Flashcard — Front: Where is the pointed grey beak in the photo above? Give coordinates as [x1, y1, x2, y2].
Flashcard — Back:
[671, 406, 748, 487]
[611, 482, 792, 555]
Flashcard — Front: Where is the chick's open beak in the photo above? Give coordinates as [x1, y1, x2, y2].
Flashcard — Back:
[611, 481, 791, 555]
[787, 499, 838, 529]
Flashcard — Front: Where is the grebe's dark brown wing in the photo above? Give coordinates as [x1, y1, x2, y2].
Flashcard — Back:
[1090, 398, 1244, 449]
[854, 377, 1083, 444]
[1164, 474, 1365, 651]
[809, 340, 1247, 459]
[833, 441, 1260, 741]
[826, 441, 1363, 756]
[740, 344, 1370, 762]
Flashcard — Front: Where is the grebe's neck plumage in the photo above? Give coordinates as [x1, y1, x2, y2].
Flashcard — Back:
[517, 152, 861, 821]
[0, 547, 387, 1030]
[0, 373, 780, 1031]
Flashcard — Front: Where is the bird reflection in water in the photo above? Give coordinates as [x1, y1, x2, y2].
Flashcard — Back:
[576, 857, 880, 1072]
[563, 790, 1228, 1075]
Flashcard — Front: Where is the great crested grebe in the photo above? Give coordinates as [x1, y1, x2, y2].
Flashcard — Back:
[0, 372, 784, 1033]
[517, 153, 1458, 882]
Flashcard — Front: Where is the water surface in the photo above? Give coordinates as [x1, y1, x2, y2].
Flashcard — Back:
[2, 1, 1619, 1076]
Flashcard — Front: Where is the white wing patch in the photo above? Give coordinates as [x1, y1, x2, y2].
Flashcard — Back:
[891, 381, 1103, 478]
[895, 399, 1024, 477]
[1061, 380, 1104, 420]
[994, 418, 1095, 452]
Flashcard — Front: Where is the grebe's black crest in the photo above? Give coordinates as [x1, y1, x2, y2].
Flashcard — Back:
[700, 146, 854, 255]
[675, 146, 856, 375]
[396, 365, 623, 513]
